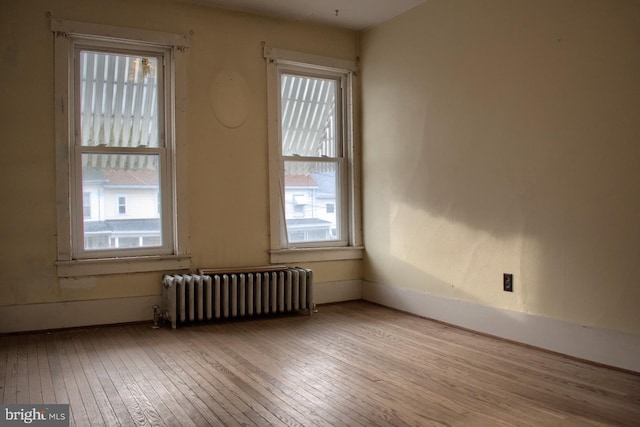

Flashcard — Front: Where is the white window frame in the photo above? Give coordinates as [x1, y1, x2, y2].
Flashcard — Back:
[52, 19, 190, 277]
[264, 46, 363, 263]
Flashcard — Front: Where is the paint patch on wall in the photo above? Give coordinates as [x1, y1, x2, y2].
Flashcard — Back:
[60, 277, 98, 289]
[209, 70, 251, 128]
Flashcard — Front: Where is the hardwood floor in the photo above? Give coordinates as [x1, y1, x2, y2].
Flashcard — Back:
[1, 301, 639, 426]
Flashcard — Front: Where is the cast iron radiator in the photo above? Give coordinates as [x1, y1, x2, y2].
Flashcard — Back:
[161, 266, 314, 328]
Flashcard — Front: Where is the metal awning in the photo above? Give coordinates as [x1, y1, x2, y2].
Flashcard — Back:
[281, 74, 336, 159]
[79, 50, 160, 171]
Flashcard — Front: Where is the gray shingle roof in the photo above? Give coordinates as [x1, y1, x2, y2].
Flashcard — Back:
[84, 218, 160, 234]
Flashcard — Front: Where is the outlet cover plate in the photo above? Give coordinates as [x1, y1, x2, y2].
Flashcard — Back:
[503, 273, 513, 292]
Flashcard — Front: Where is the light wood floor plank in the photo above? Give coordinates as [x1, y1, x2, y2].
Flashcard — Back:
[225, 319, 429, 426]
[101, 328, 181, 427]
[111, 326, 202, 427]
[15, 336, 29, 404]
[70, 331, 121, 427]
[35, 335, 56, 404]
[44, 335, 70, 406]
[335, 304, 639, 425]
[124, 326, 216, 427]
[62, 333, 107, 426]
[27, 335, 43, 404]
[325, 305, 587, 423]
[163, 326, 308, 426]
[267, 313, 497, 425]
[139, 328, 247, 425]
[223, 322, 378, 427]
[126, 326, 234, 426]
[318, 307, 573, 424]
[53, 333, 91, 426]
[1, 335, 17, 404]
[87, 328, 165, 426]
[0, 336, 7, 403]
[81, 329, 132, 427]
[182, 325, 347, 426]
[289, 316, 504, 426]
[1, 301, 638, 427]
[132, 325, 263, 426]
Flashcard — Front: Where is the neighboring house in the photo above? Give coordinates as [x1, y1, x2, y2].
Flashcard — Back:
[83, 167, 336, 248]
[82, 166, 161, 249]
[284, 174, 335, 243]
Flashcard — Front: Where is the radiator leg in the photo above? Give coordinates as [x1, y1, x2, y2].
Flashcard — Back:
[163, 275, 178, 329]
[165, 310, 176, 329]
[152, 305, 161, 328]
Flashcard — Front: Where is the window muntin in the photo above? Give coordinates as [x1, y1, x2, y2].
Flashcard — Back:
[72, 44, 173, 259]
[279, 71, 347, 247]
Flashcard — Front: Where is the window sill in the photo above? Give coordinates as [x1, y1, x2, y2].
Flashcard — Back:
[270, 246, 364, 263]
[56, 255, 191, 278]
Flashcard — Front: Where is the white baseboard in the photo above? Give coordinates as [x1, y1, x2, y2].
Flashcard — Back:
[363, 281, 640, 373]
[0, 280, 362, 334]
[0, 296, 161, 333]
[314, 280, 362, 304]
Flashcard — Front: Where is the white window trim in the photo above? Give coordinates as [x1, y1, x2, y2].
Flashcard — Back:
[52, 19, 191, 277]
[264, 46, 363, 263]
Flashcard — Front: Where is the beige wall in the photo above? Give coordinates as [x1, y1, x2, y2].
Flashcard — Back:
[0, 0, 360, 309]
[361, 0, 640, 334]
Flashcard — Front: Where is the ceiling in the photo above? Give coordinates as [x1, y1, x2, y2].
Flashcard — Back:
[188, 0, 427, 31]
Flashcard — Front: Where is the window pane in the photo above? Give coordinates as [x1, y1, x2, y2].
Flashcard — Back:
[82, 154, 162, 251]
[284, 161, 338, 243]
[79, 50, 159, 148]
[281, 74, 337, 157]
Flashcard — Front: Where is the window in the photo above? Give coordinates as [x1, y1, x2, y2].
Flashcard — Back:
[264, 47, 363, 263]
[293, 204, 305, 217]
[118, 197, 127, 215]
[52, 19, 190, 276]
[83, 192, 91, 218]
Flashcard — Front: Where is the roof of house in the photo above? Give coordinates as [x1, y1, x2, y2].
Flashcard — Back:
[82, 167, 159, 186]
[84, 218, 161, 234]
[286, 218, 331, 228]
[103, 168, 159, 186]
[284, 174, 318, 187]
